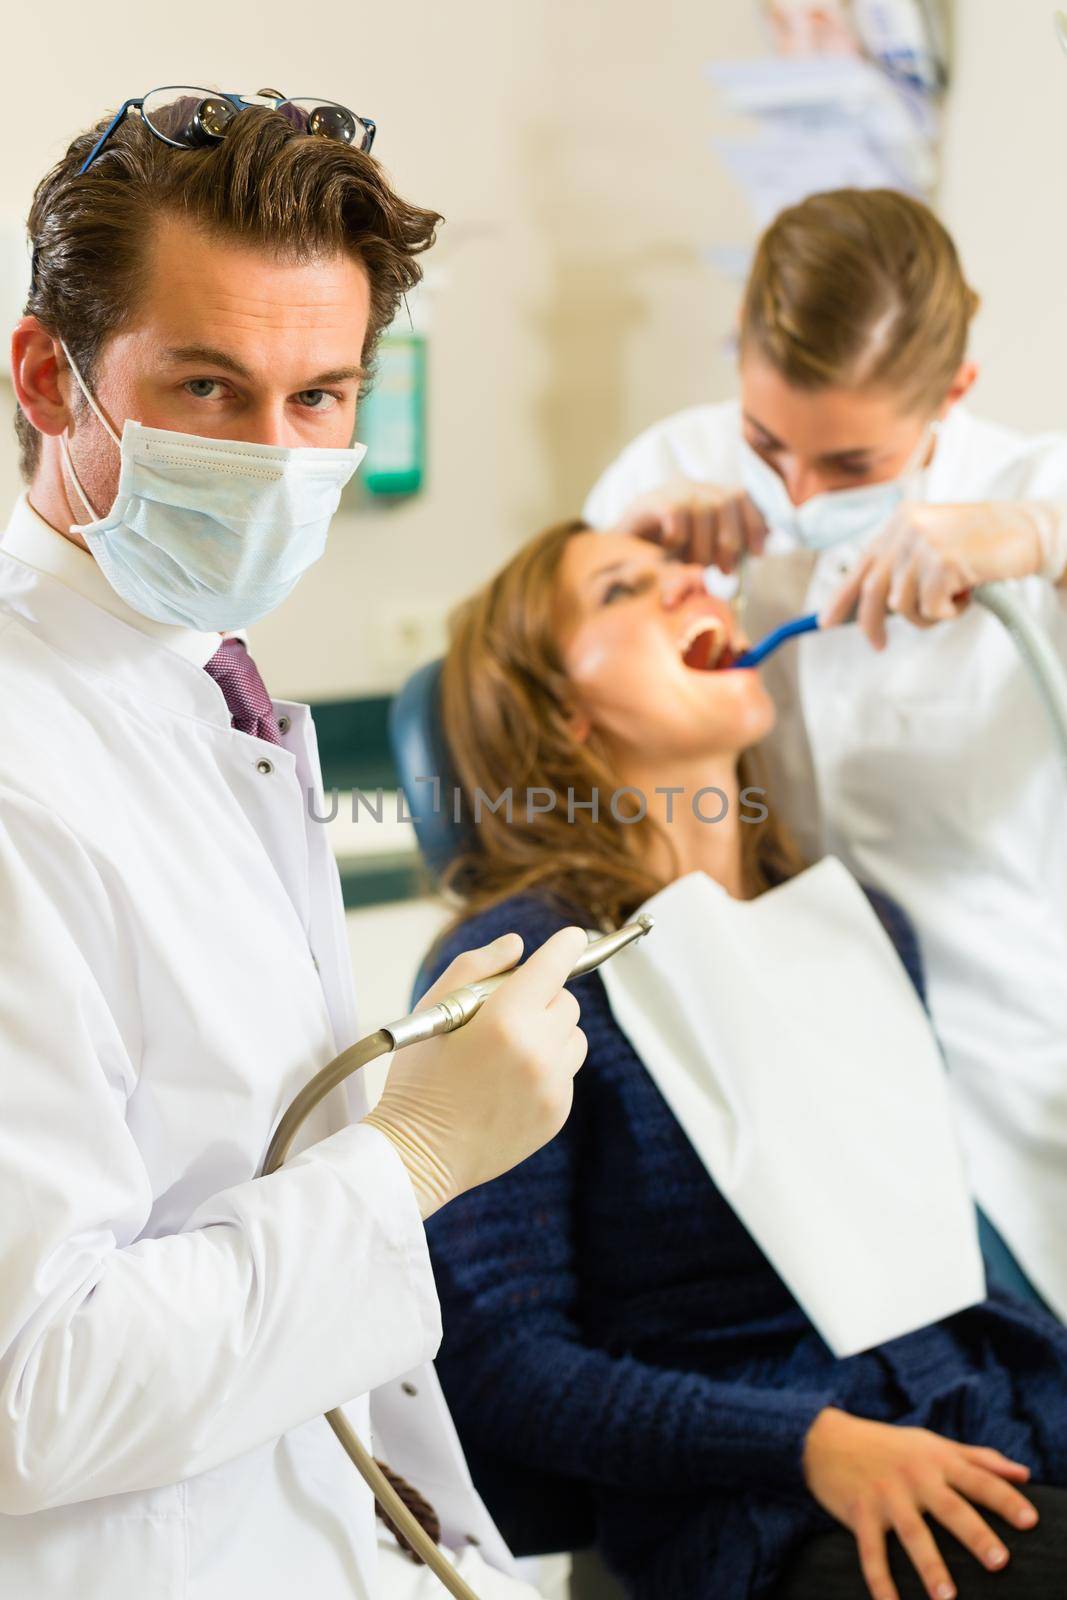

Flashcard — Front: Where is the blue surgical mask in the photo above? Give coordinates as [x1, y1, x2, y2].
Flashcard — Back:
[58, 342, 366, 631]
[738, 424, 938, 553]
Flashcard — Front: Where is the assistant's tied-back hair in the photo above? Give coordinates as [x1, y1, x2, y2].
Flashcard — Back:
[741, 187, 980, 413]
[17, 100, 442, 479]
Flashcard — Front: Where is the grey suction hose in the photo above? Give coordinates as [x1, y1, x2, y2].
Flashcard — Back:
[260, 915, 654, 1600]
[262, 1027, 482, 1600]
[973, 582, 1067, 777]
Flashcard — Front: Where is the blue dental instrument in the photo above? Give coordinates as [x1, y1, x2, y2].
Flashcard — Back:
[729, 592, 1067, 778]
[732, 612, 820, 669]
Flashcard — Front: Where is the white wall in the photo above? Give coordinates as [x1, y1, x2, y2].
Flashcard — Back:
[937, 0, 1067, 435]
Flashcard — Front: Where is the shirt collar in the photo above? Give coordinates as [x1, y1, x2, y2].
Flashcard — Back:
[0, 493, 226, 668]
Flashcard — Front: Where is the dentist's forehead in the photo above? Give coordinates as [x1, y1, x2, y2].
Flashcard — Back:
[107, 213, 371, 386]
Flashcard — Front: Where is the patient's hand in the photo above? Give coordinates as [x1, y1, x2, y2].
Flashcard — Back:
[802, 1407, 1038, 1600]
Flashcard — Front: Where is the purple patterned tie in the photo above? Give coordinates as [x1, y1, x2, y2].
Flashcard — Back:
[203, 637, 283, 745]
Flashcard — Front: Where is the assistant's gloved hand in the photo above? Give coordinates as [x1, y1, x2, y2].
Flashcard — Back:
[612, 479, 768, 571]
[362, 926, 588, 1219]
[820, 500, 1067, 649]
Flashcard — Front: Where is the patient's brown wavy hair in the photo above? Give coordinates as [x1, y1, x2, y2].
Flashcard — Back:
[438, 519, 805, 934]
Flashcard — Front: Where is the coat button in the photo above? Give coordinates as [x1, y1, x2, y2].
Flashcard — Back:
[401, 1381, 418, 1397]
[466, 1534, 481, 1547]
[256, 758, 274, 776]
[277, 715, 291, 735]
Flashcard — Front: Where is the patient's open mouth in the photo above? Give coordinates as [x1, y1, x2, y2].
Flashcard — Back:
[678, 616, 737, 672]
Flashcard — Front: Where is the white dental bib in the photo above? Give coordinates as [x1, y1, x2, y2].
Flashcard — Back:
[600, 857, 986, 1357]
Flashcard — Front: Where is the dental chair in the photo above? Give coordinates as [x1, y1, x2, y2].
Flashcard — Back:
[389, 661, 628, 1600]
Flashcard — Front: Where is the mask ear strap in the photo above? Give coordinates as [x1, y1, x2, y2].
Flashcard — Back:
[59, 433, 100, 525]
[900, 418, 940, 493]
[59, 338, 121, 447]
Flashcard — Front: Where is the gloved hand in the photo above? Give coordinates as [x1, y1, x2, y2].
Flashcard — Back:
[612, 479, 768, 571]
[362, 926, 588, 1219]
[820, 500, 1067, 649]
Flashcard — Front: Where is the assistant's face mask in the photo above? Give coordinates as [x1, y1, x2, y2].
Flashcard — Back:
[738, 421, 938, 553]
[58, 342, 366, 631]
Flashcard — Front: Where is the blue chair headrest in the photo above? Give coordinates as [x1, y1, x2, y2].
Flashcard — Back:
[388, 658, 475, 880]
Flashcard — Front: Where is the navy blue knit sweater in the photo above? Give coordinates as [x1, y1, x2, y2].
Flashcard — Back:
[421, 883, 1067, 1599]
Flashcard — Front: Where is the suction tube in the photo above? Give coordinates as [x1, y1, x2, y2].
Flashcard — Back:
[732, 612, 819, 670]
[261, 916, 654, 1600]
[972, 582, 1067, 777]
[732, 586, 1067, 777]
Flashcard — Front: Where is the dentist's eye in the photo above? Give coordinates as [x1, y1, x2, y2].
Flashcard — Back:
[295, 389, 338, 411]
[184, 378, 227, 400]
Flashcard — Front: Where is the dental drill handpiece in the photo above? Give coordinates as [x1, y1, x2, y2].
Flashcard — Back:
[384, 913, 656, 1050]
[263, 915, 655, 1180]
[261, 914, 655, 1600]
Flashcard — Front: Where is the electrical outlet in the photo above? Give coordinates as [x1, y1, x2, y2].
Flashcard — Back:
[374, 604, 450, 678]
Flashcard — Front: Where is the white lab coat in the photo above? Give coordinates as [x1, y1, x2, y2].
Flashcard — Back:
[0, 496, 519, 1599]
[585, 400, 1067, 1319]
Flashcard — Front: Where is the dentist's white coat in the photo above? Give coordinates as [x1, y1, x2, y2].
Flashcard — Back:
[0, 496, 518, 1599]
[586, 400, 1067, 1321]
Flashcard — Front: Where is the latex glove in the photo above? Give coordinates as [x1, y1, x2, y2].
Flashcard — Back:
[363, 926, 588, 1219]
[820, 501, 1067, 650]
[612, 479, 768, 571]
[803, 1407, 1038, 1600]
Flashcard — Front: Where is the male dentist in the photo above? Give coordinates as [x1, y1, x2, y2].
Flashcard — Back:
[0, 90, 585, 1600]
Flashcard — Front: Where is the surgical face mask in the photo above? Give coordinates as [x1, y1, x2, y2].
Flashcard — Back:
[58, 342, 366, 631]
[738, 422, 938, 553]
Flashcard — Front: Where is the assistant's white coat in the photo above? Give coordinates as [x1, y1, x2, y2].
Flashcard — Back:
[0, 496, 517, 1599]
[586, 402, 1067, 1320]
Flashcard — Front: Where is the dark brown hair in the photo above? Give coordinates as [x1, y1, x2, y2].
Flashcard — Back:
[741, 187, 980, 412]
[438, 519, 804, 937]
[17, 102, 442, 478]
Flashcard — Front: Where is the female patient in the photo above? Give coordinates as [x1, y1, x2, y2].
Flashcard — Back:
[418, 519, 1067, 1600]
